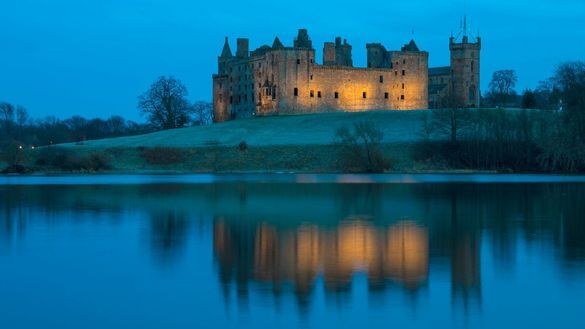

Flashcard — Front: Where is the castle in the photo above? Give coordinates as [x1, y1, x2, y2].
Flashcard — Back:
[213, 25, 481, 122]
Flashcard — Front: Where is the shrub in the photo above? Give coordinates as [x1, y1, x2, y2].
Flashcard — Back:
[1, 164, 29, 174]
[334, 121, 390, 173]
[237, 141, 248, 152]
[34, 147, 111, 171]
[140, 147, 184, 165]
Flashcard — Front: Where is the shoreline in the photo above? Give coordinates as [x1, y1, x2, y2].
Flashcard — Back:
[3, 172, 585, 186]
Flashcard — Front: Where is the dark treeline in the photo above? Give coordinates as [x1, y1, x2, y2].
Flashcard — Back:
[0, 109, 153, 147]
[418, 61, 585, 172]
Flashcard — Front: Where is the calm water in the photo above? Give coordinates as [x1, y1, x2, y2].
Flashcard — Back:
[1, 175, 585, 329]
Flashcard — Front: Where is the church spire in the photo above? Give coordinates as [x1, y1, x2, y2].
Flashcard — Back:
[220, 37, 232, 58]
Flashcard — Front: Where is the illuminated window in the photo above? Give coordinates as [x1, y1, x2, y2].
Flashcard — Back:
[384, 92, 389, 99]
[294, 88, 298, 96]
[334, 92, 339, 99]
[310, 90, 314, 97]
[317, 91, 321, 98]
[379, 75, 384, 83]
[363, 92, 367, 99]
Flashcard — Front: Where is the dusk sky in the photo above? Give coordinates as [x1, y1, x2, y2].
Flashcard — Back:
[1, 0, 584, 121]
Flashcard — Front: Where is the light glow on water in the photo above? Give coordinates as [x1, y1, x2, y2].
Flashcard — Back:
[1, 177, 584, 329]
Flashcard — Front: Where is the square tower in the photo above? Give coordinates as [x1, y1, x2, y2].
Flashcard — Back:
[449, 35, 481, 108]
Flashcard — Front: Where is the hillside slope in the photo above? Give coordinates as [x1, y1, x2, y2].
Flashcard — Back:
[65, 110, 427, 149]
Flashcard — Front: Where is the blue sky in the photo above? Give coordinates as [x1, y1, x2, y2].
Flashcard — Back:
[0, 0, 584, 121]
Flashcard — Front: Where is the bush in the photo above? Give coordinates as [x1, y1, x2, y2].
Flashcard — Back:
[34, 147, 111, 171]
[334, 121, 390, 173]
[237, 141, 248, 152]
[140, 147, 184, 165]
[1, 164, 29, 174]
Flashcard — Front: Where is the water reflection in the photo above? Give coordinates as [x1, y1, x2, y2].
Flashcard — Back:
[1, 180, 585, 326]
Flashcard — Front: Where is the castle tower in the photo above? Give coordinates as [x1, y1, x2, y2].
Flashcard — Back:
[449, 17, 481, 107]
[294, 29, 313, 48]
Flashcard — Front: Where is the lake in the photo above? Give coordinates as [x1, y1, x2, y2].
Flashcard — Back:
[1, 175, 584, 329]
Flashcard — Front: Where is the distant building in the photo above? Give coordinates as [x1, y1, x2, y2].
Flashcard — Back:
[213, 24, 481, 122]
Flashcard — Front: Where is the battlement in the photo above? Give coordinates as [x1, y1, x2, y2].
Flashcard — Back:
[212, 27, 479, 122]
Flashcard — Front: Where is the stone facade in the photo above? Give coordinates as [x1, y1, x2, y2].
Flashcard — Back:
[428, 35, 481, 108]
[213, 28, 480, 122]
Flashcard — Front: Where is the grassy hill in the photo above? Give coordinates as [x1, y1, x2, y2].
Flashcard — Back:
[63, 110, 428, 149]
[26, 110, 437, 173]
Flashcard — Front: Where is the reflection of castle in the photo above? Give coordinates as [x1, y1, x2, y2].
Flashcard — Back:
[214, 219, 429, 302]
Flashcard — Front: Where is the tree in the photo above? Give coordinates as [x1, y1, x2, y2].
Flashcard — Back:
[431, 91, 471, 143]
[488, 70, 518, 107]
[335, 121, 389, 173]
[138, 76, 192, 130]
[538, 61, 585, 171]
[191, 101, 213, 126]
[521, 90, 537, 109]
[0, 102, 15, 137]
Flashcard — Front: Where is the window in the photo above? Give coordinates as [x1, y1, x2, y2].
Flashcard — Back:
[294, 88, 298, 96]
[384, 92, 389, 99]
[334, 92, 339, 99]
[402, 70, 405, 76]
[258, 92, 261, 100]
[310, 59, 313, 63]
[272, 87, 277, 100]
[310, 90, 314, 97]
[403, 59, 406, 64]
[317, 91, 321, 98]
[310, 75, 313, 80]
[379, 75, 384, 83]
[401, 95, 405, 100]
[363, 92, 367, 99]
[297, 59, 301, 64]
[402, 83, 405, 89]
[395, 71, 398, 76]
[266, 88, 270, 96]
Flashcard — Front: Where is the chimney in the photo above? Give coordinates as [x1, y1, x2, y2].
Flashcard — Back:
[236, 38, 249, 58]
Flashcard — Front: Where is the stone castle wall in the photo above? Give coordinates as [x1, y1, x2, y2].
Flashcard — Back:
[213, 28, 478, 122]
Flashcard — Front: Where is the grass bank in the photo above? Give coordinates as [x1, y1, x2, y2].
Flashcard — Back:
[3, 110, 472, 173]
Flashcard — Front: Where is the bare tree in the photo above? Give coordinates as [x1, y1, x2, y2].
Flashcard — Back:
[431, 92, 471, 143]
[191, 101, 213, 125]
[138, 76, 191, 130]
[335, 121, 389, 172]
[488, 70, 518, 107]
[0, 102, 15, 136]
